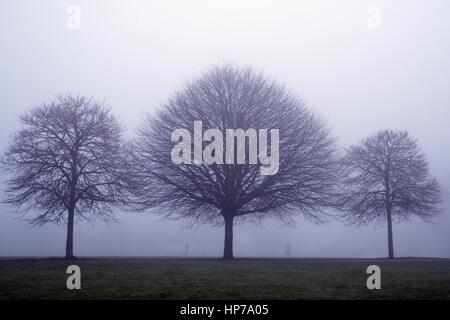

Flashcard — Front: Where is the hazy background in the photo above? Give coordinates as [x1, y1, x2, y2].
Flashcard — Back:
[1, 0, 449, 258]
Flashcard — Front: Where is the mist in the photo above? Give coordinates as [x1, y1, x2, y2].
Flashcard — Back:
[1, 0, 449, 258]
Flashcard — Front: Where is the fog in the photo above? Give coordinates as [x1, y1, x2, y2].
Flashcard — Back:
[0, 0, 449, 258]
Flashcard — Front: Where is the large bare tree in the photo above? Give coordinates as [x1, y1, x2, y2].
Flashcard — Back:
[128, 65, 341, 259]
[340, 129, 441, 259]
[2, 95, 127, 260]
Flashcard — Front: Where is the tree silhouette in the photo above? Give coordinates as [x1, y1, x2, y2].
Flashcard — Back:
[2, 95, 127, 260]
[340, 129, 442, 258]
[127, 65, 341, 259]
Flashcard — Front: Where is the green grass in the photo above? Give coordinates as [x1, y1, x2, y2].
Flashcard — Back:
[1, 258, 449, 299]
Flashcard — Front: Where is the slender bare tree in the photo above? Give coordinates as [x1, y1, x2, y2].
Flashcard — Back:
[127, 65, 341, 259]
[2, 94, 127, 260]
[340, 129, 441, 259]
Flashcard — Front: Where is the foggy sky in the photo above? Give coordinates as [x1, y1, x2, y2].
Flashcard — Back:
[1, 0, 449, 258]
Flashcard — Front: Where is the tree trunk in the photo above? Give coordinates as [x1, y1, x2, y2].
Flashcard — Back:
[65, 206, 75, 260]
[223, 215, 234, 259]
[386, 207, 394, 259]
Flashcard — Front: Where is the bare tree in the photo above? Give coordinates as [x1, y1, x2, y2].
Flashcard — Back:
[340, 129, 441, 259]
[2, 95, 127, 260]
[128, 65, 341, 259]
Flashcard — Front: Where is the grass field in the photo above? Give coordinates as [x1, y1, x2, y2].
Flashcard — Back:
[1, 257, 450, 299]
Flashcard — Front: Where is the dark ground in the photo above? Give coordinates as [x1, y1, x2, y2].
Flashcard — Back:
[0, 257, 449, 299]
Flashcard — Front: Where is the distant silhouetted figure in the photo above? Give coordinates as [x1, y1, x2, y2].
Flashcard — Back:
[127, 64, 342, 259]
[2, 94, 127, 260]
[285, 242, 291, 257]
[340, 129, 442, 259]
[183, 242, 190, 256]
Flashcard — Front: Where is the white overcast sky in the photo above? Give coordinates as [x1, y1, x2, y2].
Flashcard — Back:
[0, 0, 449, 257]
